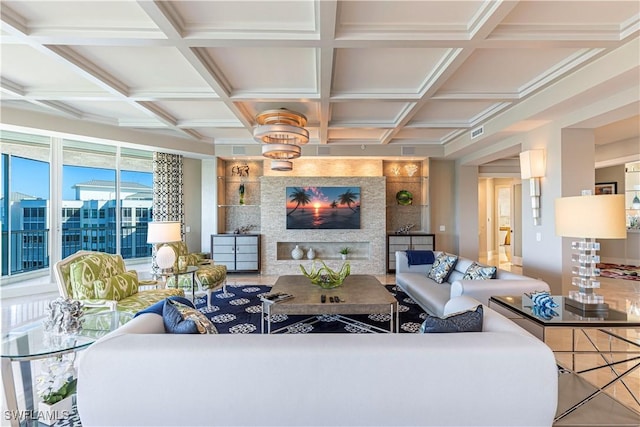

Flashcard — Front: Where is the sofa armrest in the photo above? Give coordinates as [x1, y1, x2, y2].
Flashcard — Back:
[449, 279, 550, 306]
[444, 296, 536, 337]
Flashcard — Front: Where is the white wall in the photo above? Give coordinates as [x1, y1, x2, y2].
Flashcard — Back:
[200, 158, 218, 254]
[457, 165, 479, 260]
[429, 160, 457, 253]
[182, 158, 202, 252]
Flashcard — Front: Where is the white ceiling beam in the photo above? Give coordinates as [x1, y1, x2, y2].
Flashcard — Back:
[136, 0, 255, 133]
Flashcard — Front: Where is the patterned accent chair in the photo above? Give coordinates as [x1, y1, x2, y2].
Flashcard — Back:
[160, 241, 227, 307]
[55, 251, 184, 320]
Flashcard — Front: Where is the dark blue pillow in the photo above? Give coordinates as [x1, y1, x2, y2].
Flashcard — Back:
[162, 299, 200, 334]
[134, 296, 195, 317]
[162, 299, 217, 334]
[420, 305, 483, 333]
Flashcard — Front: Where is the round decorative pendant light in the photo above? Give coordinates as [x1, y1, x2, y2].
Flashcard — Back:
[261, 143, 301, 159]
[271, 160, 293, 171]
[253, 109, 309, 145]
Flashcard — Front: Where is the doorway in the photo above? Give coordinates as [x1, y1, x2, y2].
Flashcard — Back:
[479, 178, 522, 272]
[496, 186, 512, 269]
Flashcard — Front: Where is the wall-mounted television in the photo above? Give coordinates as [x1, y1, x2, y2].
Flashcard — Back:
[286, 186, 360, 229]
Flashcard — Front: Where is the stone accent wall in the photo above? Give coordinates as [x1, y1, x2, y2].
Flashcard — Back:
[261, 176, 387, 275]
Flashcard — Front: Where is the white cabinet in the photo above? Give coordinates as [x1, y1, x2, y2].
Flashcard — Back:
[387, 233, 435, 272]
[211, 234, 261, 272]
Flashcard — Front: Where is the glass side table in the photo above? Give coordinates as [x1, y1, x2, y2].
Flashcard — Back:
[1, 311, 132, 427]
[152, 265, 199, 301]
[489, 295, 640, 422]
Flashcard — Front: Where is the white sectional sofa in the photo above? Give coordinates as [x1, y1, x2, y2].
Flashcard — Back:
[396, 251, 550, 316]
[77, 295, 558, 427]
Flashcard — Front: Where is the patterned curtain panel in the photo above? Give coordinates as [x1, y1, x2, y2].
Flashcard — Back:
[152, 152, 184, 235]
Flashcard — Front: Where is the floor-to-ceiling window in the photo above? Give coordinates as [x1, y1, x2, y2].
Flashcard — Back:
[1, 131, 51, 277]
[62, 140, 117, 256]
[1, 130, 154, 282]
[120, 148, 153, 259]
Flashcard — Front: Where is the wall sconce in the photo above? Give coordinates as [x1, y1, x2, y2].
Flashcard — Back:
[519, 149, 546, 226]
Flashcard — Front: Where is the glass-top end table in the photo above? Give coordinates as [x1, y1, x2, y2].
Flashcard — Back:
[489, 294, 640, 422]
[1, 310, 132, 427]
[490, 295, 638, 327]
[152, 265, 199, 301]
[2, 310, 133, 359]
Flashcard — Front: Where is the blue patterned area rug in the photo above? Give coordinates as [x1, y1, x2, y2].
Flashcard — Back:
[194, 283, 427, 334]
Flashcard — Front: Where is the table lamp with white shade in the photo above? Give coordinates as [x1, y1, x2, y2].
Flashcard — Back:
[147, 221, 182, 271]
[555, 192, 626, 313]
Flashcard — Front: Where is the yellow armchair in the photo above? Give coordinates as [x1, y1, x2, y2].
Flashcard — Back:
[54, 250, 183, 315]
[158, 242, 227, 307]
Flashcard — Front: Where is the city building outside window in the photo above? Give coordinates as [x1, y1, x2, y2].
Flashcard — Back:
[1, 131, 154, 281]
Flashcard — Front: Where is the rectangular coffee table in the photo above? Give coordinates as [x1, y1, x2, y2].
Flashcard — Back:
[262, 274, 398, 334]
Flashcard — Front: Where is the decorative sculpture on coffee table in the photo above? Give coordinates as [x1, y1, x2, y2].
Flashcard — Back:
[300, 261, 350, 289]
[43, 297, 84, 335]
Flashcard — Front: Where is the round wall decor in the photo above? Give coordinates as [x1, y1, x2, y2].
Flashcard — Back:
[396, 190, 413, 205]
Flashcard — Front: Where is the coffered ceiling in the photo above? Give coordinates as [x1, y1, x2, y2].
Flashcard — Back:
[1, 1, 639, 161]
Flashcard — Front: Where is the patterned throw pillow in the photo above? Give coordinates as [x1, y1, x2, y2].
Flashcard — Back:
[163, 299, 218, 334]
[427, 253, 458, 284]
[420, 305, 483, 333]
[69, 256, 103, 299]
[462, 262, 497, 280]
[179, 253, 203, 268]
[93, 271, 139, 301]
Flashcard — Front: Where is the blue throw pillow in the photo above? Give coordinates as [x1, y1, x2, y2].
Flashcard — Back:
[420, 305, 483, 333]
[462, 262, 497, 280]
[162, 299, 217, 334]
[427, 252, 458, 284]
[134, 296, 195, 317]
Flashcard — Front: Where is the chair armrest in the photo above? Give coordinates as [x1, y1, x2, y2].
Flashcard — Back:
[138, 279, 160, 290]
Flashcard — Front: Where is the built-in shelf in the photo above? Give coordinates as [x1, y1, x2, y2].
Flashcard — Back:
[217, 160, 264, 235]
[385, 177, 428, 183]
[625, 161, 640, 230]
[276, 241, 370, 261]
[217, 177, 261, 183]
[383, 160, 429, 234]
